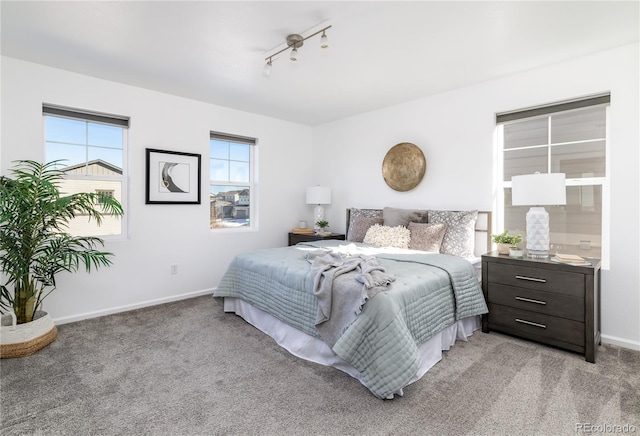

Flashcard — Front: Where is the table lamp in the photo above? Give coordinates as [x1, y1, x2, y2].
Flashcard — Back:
[511, 173, 566, 258]
[306, 186, 331, 230]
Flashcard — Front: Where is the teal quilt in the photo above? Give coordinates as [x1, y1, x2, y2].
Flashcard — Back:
[214, 240, 488, 399]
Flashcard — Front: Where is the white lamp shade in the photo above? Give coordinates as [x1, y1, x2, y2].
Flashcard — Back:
[306, 186, 331, 205]
[511, 173, 567, 206]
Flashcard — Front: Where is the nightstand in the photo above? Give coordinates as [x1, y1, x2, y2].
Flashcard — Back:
[481, 252, 601, 363]
[288, 232, 346, 246]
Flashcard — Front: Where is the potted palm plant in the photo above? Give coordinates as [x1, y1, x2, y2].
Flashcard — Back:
[0, 160, 123, 358]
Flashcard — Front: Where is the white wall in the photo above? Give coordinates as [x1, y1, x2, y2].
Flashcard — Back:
[313, 44, 640, 350]
[1, 57, 315, 323]
[2, 43, 639, 351]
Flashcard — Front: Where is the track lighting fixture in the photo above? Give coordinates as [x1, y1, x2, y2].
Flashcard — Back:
[263, 25, 331, 76]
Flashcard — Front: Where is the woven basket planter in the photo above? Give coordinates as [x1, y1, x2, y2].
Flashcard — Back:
[0, 311, 57, 358]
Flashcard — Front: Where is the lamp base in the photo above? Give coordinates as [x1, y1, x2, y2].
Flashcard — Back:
[525, 206, 550, 256]
[313, 205, 325, 230]
[527, 249, 549, 259]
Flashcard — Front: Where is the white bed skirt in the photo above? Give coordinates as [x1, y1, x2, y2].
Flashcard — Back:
[222, 297, 480, 397]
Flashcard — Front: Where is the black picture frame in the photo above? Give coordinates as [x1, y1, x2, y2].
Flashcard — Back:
[145, 148, 201, 204]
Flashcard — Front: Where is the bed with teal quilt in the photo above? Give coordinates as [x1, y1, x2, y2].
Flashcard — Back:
[214, 208, 490, 399]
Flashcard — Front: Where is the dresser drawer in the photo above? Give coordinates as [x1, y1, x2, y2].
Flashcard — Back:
[488, 303, 585, 346]
[288, 233, 345, 246]
[487, 263, 584, 297]
[488, 284, 584, 321]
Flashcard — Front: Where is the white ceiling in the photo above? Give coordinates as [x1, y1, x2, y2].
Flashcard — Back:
[1, 1, 638, 126]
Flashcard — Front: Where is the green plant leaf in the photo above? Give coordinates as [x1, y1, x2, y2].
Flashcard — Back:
[0, 160, 123, 323]
[315, 220, 329, 228]
[491, 229, 522, 245]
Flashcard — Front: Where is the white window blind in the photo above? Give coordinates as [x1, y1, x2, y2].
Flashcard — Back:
[496, 94, 610, 263]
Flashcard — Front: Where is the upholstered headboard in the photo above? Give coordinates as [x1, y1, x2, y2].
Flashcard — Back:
[345, 208, 492, 257]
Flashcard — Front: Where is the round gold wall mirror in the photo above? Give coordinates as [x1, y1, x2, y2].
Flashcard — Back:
[382, 142, 426, 192]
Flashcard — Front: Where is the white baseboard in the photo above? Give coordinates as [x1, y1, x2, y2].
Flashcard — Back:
[601, 334, 640, 351]
[52, 288, 215, 325]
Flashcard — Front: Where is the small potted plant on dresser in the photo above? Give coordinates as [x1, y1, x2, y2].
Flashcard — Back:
[0, 160, 123, 358]
[491, 230, 523, 255]
[315, 220, 331, 236]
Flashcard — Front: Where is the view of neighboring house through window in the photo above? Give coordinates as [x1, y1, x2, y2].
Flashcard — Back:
[209, 132, 255, 229]
[496, 94, 609, 263]
[43, 104, 128, 237]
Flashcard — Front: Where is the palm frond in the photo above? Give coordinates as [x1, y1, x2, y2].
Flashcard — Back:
[0, 285, 14, 314]
[0, 160, 123, 323]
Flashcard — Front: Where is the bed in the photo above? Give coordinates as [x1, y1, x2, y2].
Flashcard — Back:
[214, 207, 491, 399]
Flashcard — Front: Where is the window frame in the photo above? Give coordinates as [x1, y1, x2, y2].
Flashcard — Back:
[209, 131, 256, 231]
[42, 104, 129, 240]
[495, 95, 610, 267]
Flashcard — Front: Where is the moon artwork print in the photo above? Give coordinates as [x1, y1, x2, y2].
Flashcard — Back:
[159, 161, 190, 193]
[145, 148, 201, 204]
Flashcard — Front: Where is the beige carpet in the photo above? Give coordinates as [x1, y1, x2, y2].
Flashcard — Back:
[1, 295, 638, 435]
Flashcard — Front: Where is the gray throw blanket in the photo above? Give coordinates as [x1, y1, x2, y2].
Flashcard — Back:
[306, 249, 394, 347]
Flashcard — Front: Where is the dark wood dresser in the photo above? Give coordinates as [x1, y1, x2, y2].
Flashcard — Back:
[481, 252, 601, 363]
[288, 232, 346, 246]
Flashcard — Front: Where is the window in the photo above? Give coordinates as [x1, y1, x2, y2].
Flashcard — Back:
[95, 190, 115, 204]
[43, 104, 128, 237]
[209, 132, 255, 229]
[496, 94, 609, 261]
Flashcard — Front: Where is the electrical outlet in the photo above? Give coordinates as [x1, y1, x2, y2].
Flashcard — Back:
[170, 264, 178, 275]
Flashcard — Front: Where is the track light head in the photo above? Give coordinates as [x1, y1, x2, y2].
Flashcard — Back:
[263, 59, 272, 77]
[320, 31, 329, 49]
[287, 34, 303, 62]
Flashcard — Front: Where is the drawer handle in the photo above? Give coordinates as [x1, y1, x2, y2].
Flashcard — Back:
[515, 296, 546, 305]
[515, 275, 546, 283]
[515, 318, 547, 329]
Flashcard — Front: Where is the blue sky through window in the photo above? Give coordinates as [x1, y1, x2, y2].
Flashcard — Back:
[45, 116, 123, 171]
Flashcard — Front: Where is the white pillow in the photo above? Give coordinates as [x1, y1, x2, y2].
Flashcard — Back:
[363, 224, 410, 249]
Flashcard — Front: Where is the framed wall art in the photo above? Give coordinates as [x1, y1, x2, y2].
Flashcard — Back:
[145, 148, 201, 204]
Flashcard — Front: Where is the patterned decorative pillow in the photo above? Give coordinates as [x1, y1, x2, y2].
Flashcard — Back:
[348, 216, 384, 242]
[382, 207, 428, 227]
[363, 224, 410, 249]
[427, 210, 478, 258]
[407, 222, 447, 252]
[346, 208, 383, 241]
